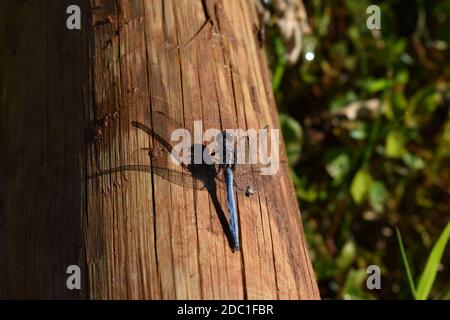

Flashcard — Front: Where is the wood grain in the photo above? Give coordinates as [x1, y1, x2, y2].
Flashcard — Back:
[0, 0, 319, 299]
[0, 0, 89, 299]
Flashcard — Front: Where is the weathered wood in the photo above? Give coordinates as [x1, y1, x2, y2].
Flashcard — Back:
[0, 0, 319, 299]
[0, 0, 89, 299]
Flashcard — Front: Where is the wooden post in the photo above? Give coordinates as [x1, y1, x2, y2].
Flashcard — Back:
[0, 0, 319, 299]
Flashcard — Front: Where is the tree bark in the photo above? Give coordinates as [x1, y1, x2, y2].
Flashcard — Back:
[0, 0, 319, 299]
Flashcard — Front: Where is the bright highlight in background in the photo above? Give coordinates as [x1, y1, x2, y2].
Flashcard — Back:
[305, 51, 315, 61]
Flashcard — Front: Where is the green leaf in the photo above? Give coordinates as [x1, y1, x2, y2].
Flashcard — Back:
[280, 113, 303, 165]
[360, 78, 394, 94]
[350, 169, 373, 204]
[416, 221, 450, 300]
[296, 185, 319, 202]
[392, 92, 408, 112]
[325, 152, 351, 185]
[385, 130, 406, 158]
[336, 240, 356, 271]
[300, 64, 318, 84]
[341, 268, 374, 300]
[396, 228, 416, 298]
[396, 69, 409, 84]
[350, 126, 367, 140]
[272, 37, 286, 91]
[293, 174, 319, 202]
[369, 181, 387, 213]
[402, 152, 425, 170]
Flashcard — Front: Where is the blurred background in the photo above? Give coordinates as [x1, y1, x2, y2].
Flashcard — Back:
[262, 0, 450, 299]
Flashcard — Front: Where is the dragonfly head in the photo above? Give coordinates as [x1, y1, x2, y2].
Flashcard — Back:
[220, 131, 236, 169]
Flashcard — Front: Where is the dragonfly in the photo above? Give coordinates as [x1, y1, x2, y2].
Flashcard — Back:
[222, 131, 239, 250]
[89, 112, 286, 252]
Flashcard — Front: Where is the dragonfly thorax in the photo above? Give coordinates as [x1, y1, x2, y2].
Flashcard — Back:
[219, 131, 237, 169]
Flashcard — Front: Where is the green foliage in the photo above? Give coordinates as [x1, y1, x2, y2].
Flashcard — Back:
[397, 222, 450, 300]
[416, 221, 450, 300]
[396, 228, 417, 297]
[369, 181, 388, 213]
[326, 151, 351, 186]
[280, 113, 303, 165]
[269, 0, 450, 299]
[385, 130, 406, 158]
[350, 169, 372, 204]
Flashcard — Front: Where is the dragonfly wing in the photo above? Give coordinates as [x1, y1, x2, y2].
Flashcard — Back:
[224, 162, 287, 195]
[89, 165, 153, 179]
[89, 164, 205, 190]
[131, 114, 190, 169]
[131, 121, 176, 158]
[213, 165, 253, 193]
[133, 111, 183, 146]
[152, 166, 206, 190]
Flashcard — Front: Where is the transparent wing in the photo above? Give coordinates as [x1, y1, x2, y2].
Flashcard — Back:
[214, 162, 287, 196]
[132, 113, 192, 168]
[89, 164, 206, 190]
[146, 111, 185, 146]
[230, 125, 288, 195]
[126, 117, 286, 196]
[131, 118, 229, 192]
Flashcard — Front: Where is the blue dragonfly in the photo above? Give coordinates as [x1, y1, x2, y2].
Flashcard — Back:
[89, 114, 285, 252]
[221, 131, 239, 251]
